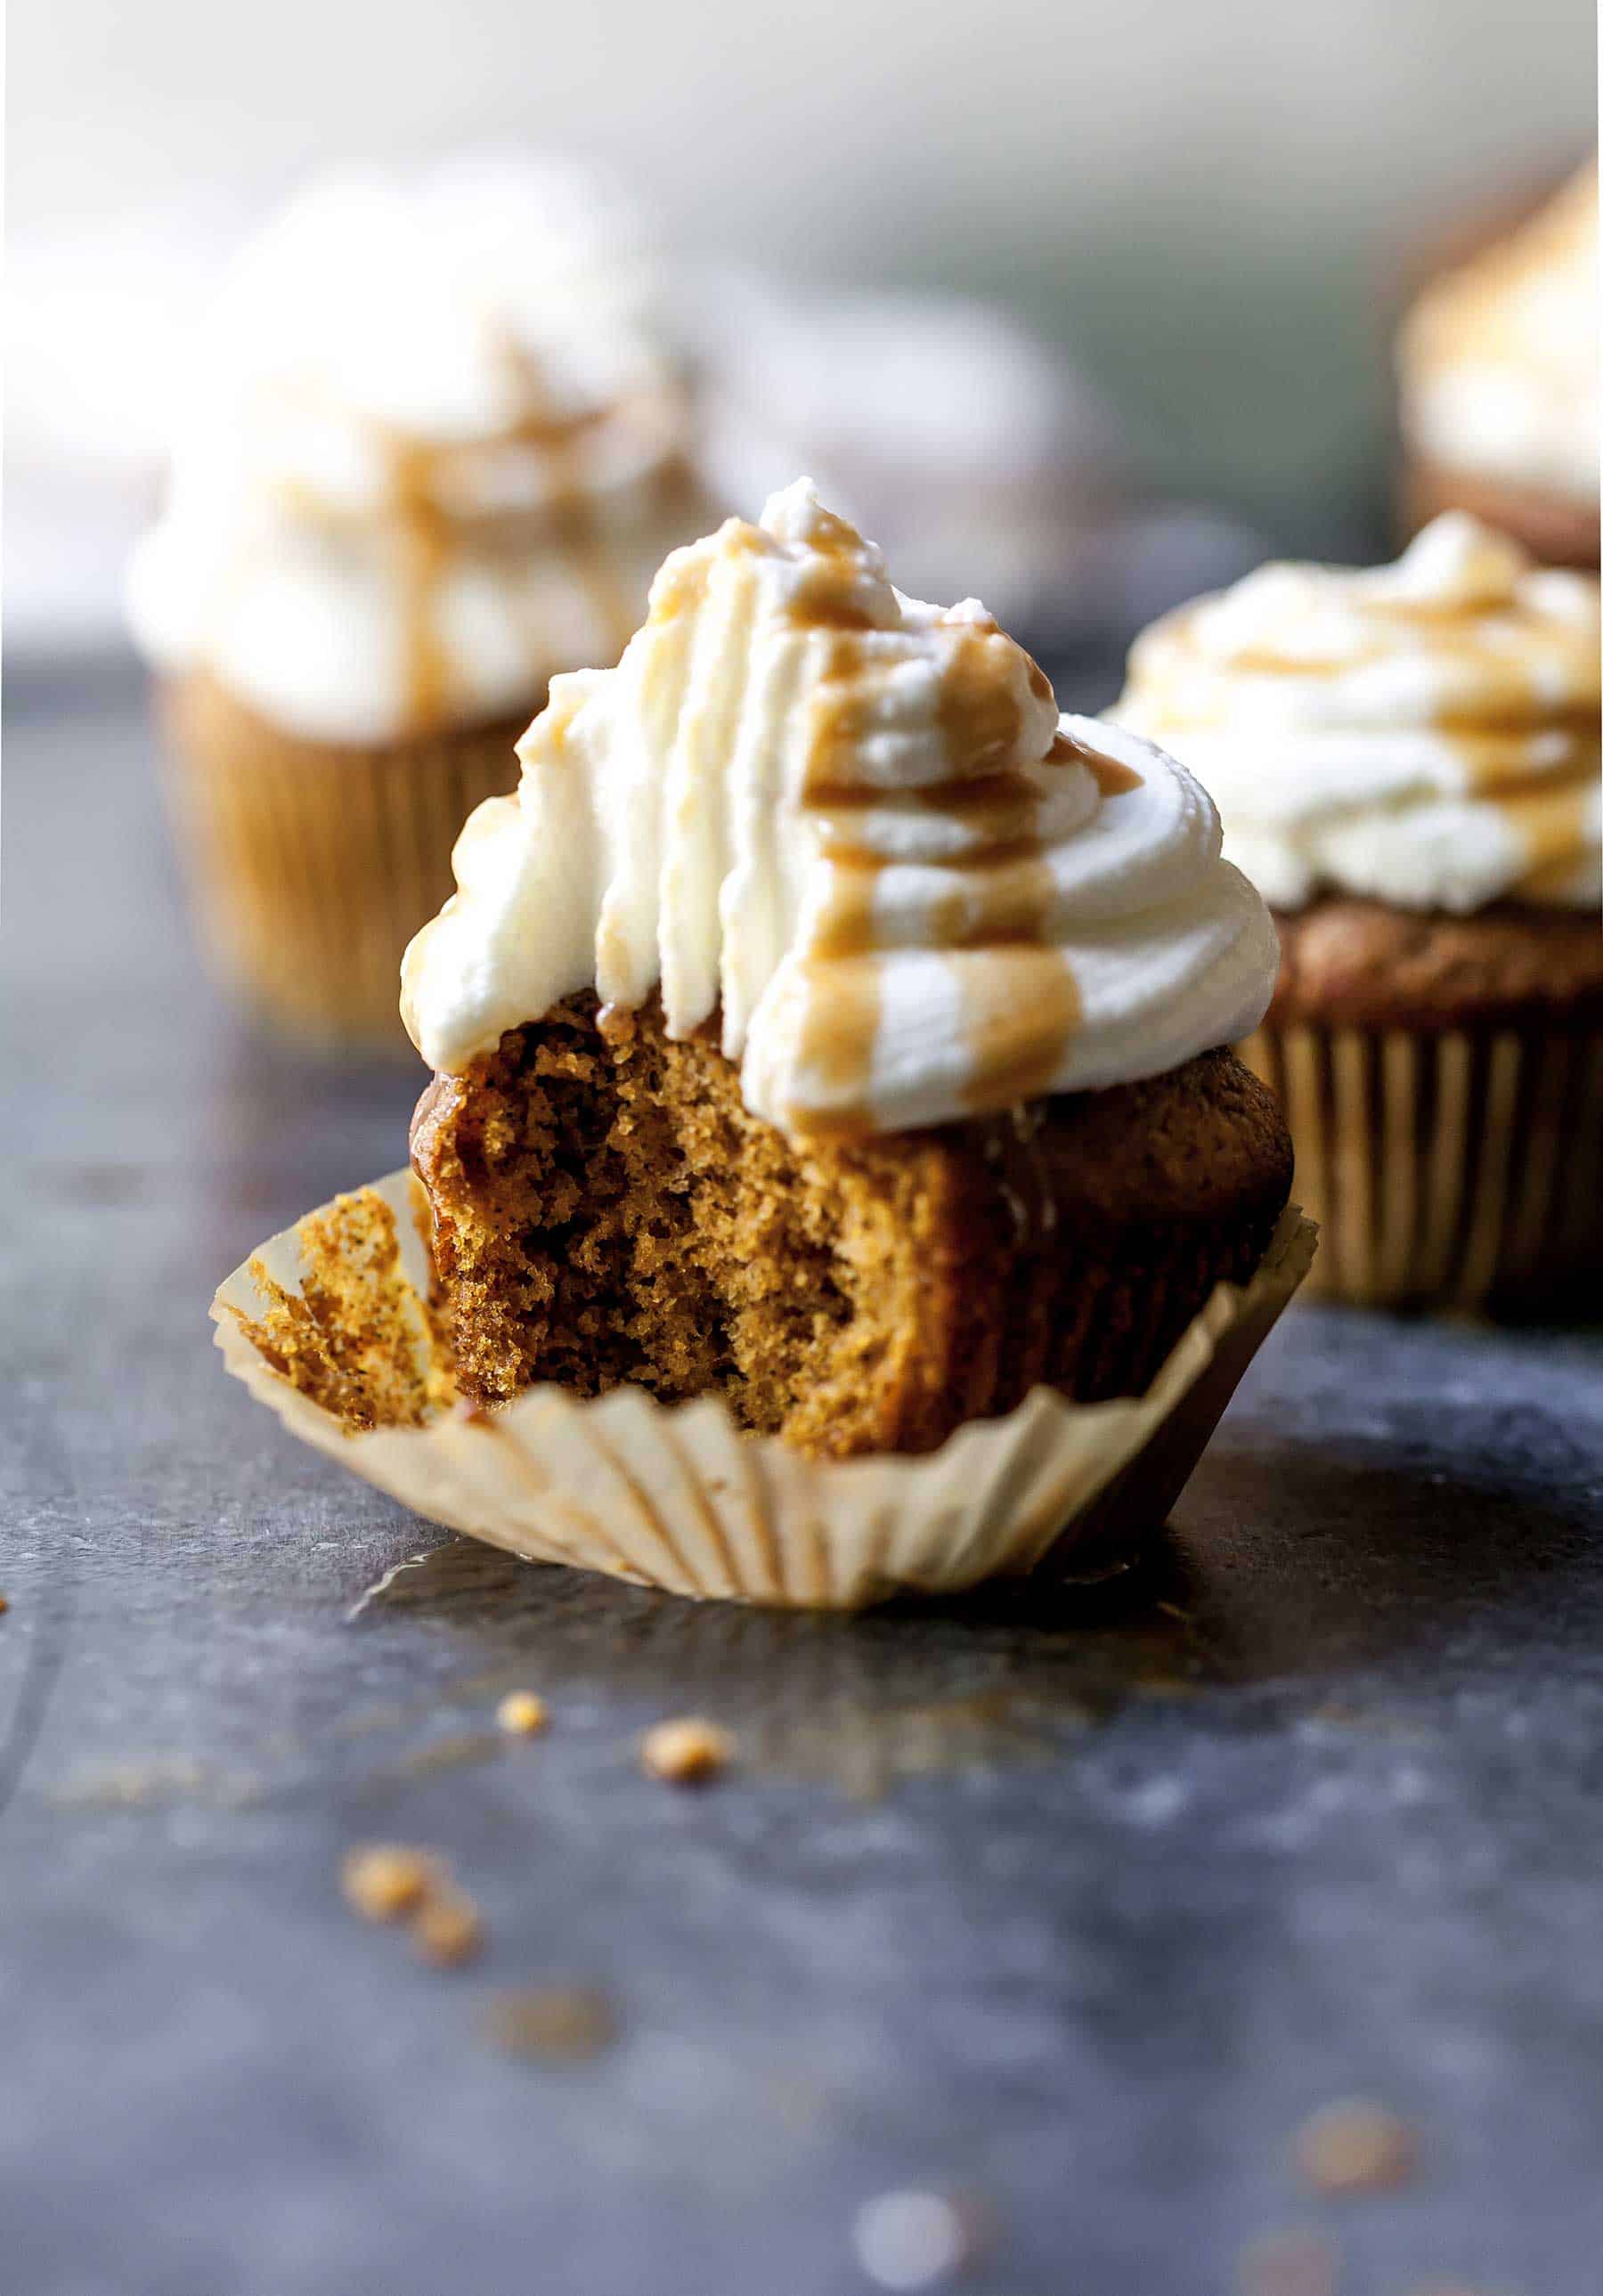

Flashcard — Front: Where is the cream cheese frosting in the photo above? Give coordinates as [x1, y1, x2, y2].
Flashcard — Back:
[127, 161, 709, 743]
[1398, 162, 1599, 506]
[402, 480, 1277, 1137]
[1116, 512, 1602, 915]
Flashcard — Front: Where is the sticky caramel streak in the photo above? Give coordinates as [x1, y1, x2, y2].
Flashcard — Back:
[790, 622, 1135, 1133]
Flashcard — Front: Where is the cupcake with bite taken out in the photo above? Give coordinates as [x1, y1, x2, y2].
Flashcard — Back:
[1118, 513, 1603, 1310]
[128, 159, 713, 1050]
[402, 478, 1294, 1453]
[216, 483, 1311, 1605]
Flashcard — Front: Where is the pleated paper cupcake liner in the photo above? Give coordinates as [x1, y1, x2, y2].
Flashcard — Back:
[159, 680, 526, 1053]
[1241, 1022, 1603, 1312]
[211, 1170, 1315, 1610]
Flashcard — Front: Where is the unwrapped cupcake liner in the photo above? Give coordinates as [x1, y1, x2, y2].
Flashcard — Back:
[159, 686, 525, 1052]
[1241, 1022, 1603, 1311]
[212, 1170, 1314, 1609]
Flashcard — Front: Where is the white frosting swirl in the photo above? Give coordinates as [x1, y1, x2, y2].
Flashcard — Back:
[1398, 163, 1599, 506]
[126, 161, 709, 743]
[1117, 513, 1602, 914]
[403, 481, 1277, 1137]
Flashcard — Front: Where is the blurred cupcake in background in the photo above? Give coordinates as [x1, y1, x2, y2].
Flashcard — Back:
[128, 159, 716, 1051]
[1117, 513, 1602, 1312]
[1396, 159, 1598, 570]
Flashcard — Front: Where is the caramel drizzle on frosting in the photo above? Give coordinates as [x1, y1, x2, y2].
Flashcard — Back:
[1127, 530, 1600, 891]
[781, 553, 1139, 1132]
[387, 436, 457, 733]
[1504, 779, 1599, 892]
[338, 332, 696, 737]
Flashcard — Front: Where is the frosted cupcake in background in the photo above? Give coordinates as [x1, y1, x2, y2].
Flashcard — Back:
[1118, 513, 1603, 1312]
[1396, 160, 1598, 571]
[128, 159, 715, 1049]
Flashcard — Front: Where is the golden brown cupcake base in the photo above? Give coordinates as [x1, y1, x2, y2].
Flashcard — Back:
[1401, 456, 1599, 571]
[159, 674, 529, 1051]
[1265, 899, 1603, 1032]
[1243, 900, 1603, 1311]
[410, 997, 1292, 1458]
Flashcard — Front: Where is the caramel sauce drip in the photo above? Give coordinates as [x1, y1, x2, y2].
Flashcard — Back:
[369, 330, 688, 735]
[1508, 779, 1597, 888]
[785, 955, 891, 1140]
[1449, 711, 1601, 794]
[386, 436, 457, 735]
[933, 620, 1031, 778]
[955, 948, 1083, 1114]
[1055, 727, 1143, 795]
[788, 600, 1138, 1134]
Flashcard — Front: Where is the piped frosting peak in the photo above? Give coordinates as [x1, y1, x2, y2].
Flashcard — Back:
[403, 481, 1278, 1135]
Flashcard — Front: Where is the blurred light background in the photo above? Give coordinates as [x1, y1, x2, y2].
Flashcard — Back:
[7, 0, 1596, 659]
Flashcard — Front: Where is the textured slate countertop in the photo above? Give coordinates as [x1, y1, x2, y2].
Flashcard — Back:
[4, 660, 1602, 2296]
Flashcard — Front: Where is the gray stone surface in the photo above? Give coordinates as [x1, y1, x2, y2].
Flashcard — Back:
[4, 661, 1603, 2296]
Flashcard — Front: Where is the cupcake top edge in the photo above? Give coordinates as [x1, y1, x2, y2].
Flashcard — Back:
[401, 479, 1280, 1138]
[126, 159, 711, 745]
[1396, 159, 1599, 505]
[1115, 512, 1602, 916]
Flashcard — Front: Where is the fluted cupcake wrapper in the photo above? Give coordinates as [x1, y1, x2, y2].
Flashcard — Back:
[159, 680, 525, 1053]
[1241, 1022, 1603, 1312]
[211, 1170, 1315, 1610]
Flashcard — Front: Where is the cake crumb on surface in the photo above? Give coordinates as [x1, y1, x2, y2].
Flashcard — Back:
[411, 1893, 484, 1966]
[340, 1844, 437, 1921]
[340, 1842, 484, 1966]
[1295, 2098, 1417, 2194]
[641, 1717, 733, 1783]
[496, 1690, 549, 1736]
[479, 1985, 615, 2059]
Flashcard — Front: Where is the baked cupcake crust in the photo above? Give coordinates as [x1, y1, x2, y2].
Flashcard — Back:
[1267, 899, 1603, 1032]
[410, 997, 1292, 1458]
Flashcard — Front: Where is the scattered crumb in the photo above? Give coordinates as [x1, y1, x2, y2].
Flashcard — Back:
[1237, 2227, 1338, 2296]
[412, 1893, 484, 1966]
[231, 1187, 449, 1431]
[480, 1985, 615, 2060]
[497, 1690, 549, 1737]
[340, 1844, 438, 1922]
[340, 1842, 483, 1966]
[0, 1595, 9, 1615]
[852, 2189, 977, 2290]
[1296, 2098, 1418, 2194]
[642, 1717, 734, 1784]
